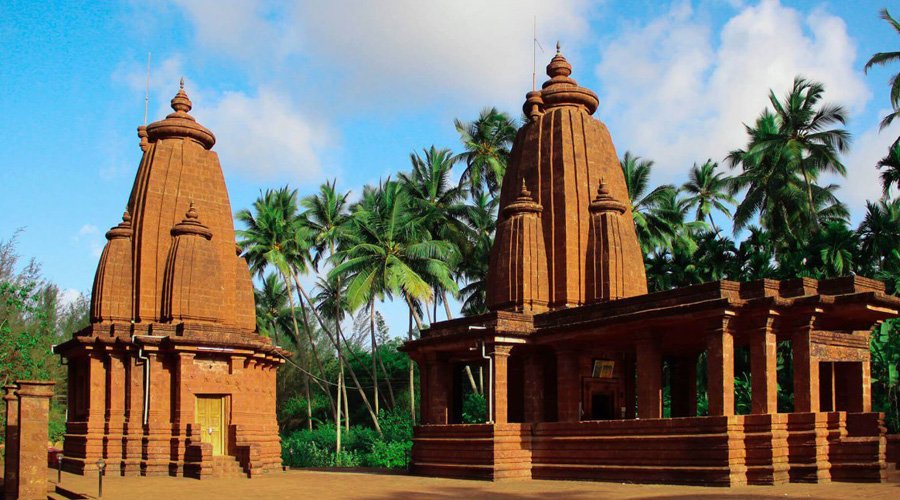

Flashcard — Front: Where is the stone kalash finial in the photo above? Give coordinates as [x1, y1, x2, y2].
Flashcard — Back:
[586, 179, 628, 303]
[145, 79, 216, 149]
[137, 126, 149, 152]
[589, 178, 627, 215]
[539, 42, 599, 115]
[106, 211, 133, 240]
[171, 202, 212, 240]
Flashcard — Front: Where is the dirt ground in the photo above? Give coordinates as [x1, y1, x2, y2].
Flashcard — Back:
[40, 468, 900, 499]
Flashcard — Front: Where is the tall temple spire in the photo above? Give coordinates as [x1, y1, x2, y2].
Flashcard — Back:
[488, 47, 647, 311]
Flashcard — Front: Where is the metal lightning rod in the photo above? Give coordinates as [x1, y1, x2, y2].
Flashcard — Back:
[532, 16, 544, 92]
[144, 52, 151, 125]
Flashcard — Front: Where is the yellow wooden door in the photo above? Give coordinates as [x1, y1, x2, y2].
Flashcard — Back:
[196, 396, 225, 455]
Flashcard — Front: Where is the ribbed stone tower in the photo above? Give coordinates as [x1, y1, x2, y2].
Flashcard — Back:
[56, 82, 285, 478]
[487, 45, 647, 311]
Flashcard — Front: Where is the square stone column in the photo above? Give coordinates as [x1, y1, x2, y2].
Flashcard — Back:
[555, 349, 580, 422]
[523, 351, 545, 422]
[3, 385, 20, 499]
[426, 355, 450, 425]
[636, 339, 662, 419]
[491, 345, 513, 424]
[750, 318, 778, 414]
[123, 355, 144, 475]
[792, 327, 819, 413]
[707, 322, 735, 416]
[15, 380, 55, 500]
[143, 351, 172, 475]
[106, 353, 127, 473]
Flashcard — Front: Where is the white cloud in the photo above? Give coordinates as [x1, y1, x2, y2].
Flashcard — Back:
[197, 88, 329, 181]
[827, 115, 900, 222]
[75, 224, 104, 258]
[115, 55, 327, 182]
[595, 0, 870, 181]
[78, 224, 99, 236]
[167, 0, 591, 112]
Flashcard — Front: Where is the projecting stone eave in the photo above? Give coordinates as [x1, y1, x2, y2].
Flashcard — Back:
[56, 321, 289, 360]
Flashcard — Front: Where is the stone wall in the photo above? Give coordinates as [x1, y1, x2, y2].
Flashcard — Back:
[3, 380, 55, 500]
[411, 412, 888, 486]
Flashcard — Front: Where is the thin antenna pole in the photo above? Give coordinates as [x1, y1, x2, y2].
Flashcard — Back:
[144, 52, 151, 125]
[532, 17, 544, 92]
[532, 16, 537, 91]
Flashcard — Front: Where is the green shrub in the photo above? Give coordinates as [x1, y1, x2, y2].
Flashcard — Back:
[365, 439, 412, 469]
[461, 392, 486, 423]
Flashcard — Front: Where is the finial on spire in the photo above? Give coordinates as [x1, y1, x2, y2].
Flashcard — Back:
[556, 41, 561, 54]
[186, 201, 198, 220]
[180, 77, 185, 90]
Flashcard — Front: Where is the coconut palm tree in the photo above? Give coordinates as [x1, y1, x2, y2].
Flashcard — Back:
[681, 160, 735, 234]
[728, 110, 817, 241]
[814, 221, 858, 277]
[864, 8, 900, 130]
[458, 193, 497, 316]
[857, 198, 900, 275]
[236, 187, 325, 429]
[399, 146, 468, 320]
[878, 141, 900, 196]
[302, 180, 352, 451]
[455, 108, 518, 198]
[332, 180, 458, 414]
[620, 152, 681, 254]
[738, 77, 850, 229]
[254, 272, 291, 345]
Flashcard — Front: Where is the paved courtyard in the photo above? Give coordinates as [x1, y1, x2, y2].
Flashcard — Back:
[41, 468, 900, 499]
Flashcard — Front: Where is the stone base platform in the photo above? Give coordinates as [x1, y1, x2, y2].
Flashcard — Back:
[411, 412, 889, 486]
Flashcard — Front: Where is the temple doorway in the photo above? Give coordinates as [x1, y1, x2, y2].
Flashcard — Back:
[196, 395, 227, 455]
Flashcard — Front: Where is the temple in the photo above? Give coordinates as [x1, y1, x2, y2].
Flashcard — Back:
[54, 82, 285, 478]
[404, 48, 900, 485]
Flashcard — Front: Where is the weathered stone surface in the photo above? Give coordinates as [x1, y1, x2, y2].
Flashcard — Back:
[405, 50, 900, 486]
[56, 83, 285, 480]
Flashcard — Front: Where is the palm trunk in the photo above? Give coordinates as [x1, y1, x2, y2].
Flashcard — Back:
[342, 370, 350, 431]
[332, 243, 343, 464]
[799, 166, 818, 229]
[408, 309, 416, 421]
[279, 272, 315, 429]
[294, 282, 382, 435]
[442, 289, 453, 320]
[708, 213, 720, 235]
[370, 300, 379, 415]
[290, 267, 336, 416]
[424, 298, 434, 325]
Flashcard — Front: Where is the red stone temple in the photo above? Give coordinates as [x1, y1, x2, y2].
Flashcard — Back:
[54, 82, 285, 478]
[404, 49, 900, 485]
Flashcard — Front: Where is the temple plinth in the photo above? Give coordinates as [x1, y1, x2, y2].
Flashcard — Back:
[55, 83, 285, 479]
[404, 50, 900, 486]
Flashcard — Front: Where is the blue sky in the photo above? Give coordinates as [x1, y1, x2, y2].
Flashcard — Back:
[1, 0, 898, 338]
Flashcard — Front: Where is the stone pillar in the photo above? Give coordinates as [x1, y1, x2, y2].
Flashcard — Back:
[3, 385, 20, 499]
[707, 323, 735, 416]
[792, 327, 819, 413]
[426, 355, 450, 425]
[670, 356, 694, 418]
[636, 339, 662, 419]
[555, 349, 580, 422]
[143, 351, 171, 475]
[106, 353, 127, 473]
[750, 319, 778, 414]
[15, 381, 55, 500]
[491, 345, 513, 424]
[123, 354, 144, 475]
[174, 353, 196, 474]
[523, 351, 545, 422]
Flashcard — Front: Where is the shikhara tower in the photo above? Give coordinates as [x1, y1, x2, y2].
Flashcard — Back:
[56, 83, 285, 478]
[405, 48, 900, 485]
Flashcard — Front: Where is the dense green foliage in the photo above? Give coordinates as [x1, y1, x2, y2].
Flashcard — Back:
[0, 234, 88, 444]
